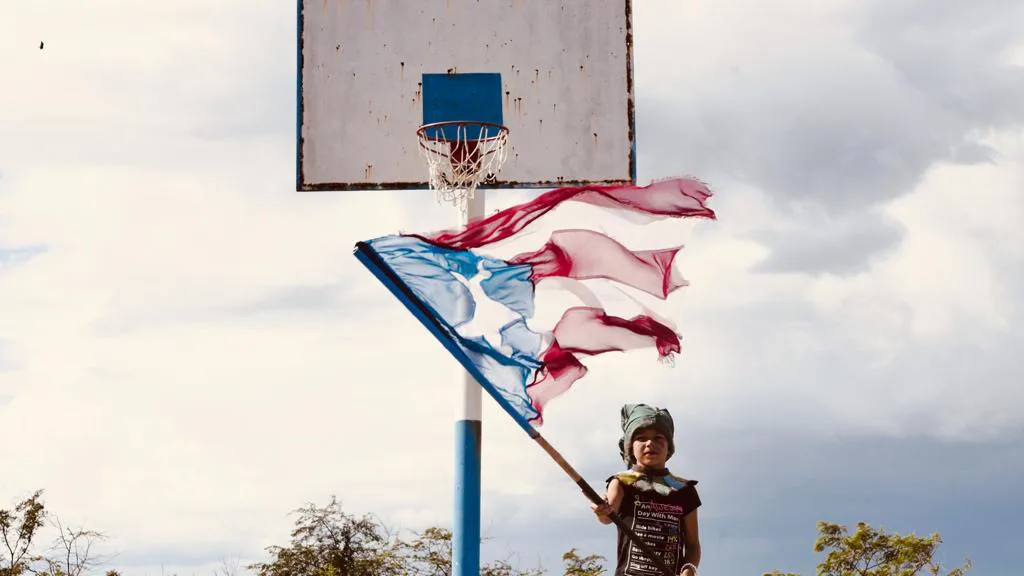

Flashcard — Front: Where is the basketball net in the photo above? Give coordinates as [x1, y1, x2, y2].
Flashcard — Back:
[417, 121, 509, 214]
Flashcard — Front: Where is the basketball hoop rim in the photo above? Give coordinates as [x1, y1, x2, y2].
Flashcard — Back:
[416, 120, 511, 212]
[416, 121, 509, 144]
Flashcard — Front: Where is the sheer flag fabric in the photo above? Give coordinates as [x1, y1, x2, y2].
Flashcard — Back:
[354, 178, 716, 428]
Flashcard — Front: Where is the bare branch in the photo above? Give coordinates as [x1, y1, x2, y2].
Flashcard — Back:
[212, 556, 242, 576]
[31, 516, 109, 576]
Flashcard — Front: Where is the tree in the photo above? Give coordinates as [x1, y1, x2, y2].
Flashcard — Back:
[33, 516, 109, 576]
[561, 548, 605, 576]
[0, 491, 46, 576]
[764, 520, 972, 576]
[248, 496, 402, 576]
[401, 527, 453, 576]
[478, 559, 543, 576]
[0, 491, 107, 576]
[249, 498, 590, 576]
[392, 524, 542, 576]
[213, 556, 243, 576]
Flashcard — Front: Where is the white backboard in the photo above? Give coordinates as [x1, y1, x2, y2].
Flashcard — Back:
[297, 0, 635, 191]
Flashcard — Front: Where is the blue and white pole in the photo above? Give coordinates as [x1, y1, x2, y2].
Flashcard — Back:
[418, 72, 502, 576]
[452, 190, 485, 576]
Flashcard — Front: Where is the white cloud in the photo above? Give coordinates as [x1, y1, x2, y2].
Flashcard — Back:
[1, 0, 1022, 574]
[1007, 41, 1024, 67]
[808, 132, 1022, 343]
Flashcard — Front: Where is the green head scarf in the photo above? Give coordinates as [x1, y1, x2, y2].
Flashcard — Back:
[618, 403, 675, 467]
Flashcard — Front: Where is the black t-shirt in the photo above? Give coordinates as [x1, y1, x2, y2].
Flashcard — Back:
[610, 474, 701, 576]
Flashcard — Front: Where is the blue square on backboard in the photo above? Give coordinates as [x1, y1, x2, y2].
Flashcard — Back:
[422, 73, 503, 141]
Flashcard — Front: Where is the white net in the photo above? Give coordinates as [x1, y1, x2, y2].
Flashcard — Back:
[417, 121, 509, 212]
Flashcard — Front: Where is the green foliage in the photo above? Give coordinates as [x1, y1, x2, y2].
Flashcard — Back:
[248, 497, 559, 576]
[815, 521, 971, 576]
[479, 559, 543, 576]
[1, 491, 47, 576]
[4, 490, 605, 576]
[248, 496, 400, 576]
[561, 548, 605, 576]
[400, 527, 452, 575]
[764, 521, 972, 576]
[6, 489, 974, 576]
[0, 491, 108, 576]
[399, 526, 547, 576]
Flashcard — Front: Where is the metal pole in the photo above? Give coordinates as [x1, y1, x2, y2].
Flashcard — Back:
[453, 190, 485, 576]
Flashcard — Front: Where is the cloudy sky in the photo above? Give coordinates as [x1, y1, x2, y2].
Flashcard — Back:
[2, 0, 1023, 575]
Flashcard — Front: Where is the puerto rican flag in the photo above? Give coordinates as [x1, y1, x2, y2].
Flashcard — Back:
[354, 178, 716, 429]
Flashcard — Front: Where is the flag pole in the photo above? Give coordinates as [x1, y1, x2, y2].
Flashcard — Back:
[352, 239, 676, 576]
[529, 433, 676, 576]
[453, 191, 485, 576]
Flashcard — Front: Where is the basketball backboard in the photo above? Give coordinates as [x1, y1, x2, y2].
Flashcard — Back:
[296, 0, 635, 191]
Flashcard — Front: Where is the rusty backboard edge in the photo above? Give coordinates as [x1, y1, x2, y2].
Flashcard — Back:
[625, 0, 637, 184]
[295, 0, 636, 193]
[296, 178, 637, 192]
[295, 0, 305, 192]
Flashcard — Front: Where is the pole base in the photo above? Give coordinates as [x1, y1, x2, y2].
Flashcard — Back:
[453, 418, 482, 576]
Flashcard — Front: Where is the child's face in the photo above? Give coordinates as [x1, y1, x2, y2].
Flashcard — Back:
[631, 426, 670, 468]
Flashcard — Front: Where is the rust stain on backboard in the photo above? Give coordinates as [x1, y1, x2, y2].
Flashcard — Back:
[624, 0, 636, 180]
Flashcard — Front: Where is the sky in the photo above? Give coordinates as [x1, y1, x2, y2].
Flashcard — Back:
[1, 0, 1023, 575]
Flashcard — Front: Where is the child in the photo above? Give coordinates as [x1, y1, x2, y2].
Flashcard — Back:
[592, 404, 701, 576]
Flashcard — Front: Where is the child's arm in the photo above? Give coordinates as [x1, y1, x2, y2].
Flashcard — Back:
[591, 478, 624, 525]
[680, 509, 701, 576]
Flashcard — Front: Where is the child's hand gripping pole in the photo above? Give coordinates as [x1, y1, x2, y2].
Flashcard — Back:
[533, 434, 677, 576]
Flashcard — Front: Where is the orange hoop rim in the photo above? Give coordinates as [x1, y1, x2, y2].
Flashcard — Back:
[416, 121, 509, 144]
